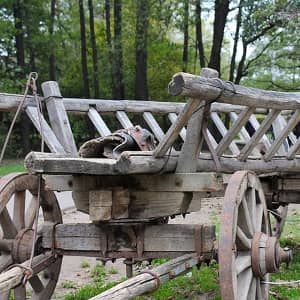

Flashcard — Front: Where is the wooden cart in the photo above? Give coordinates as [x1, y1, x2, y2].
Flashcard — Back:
[0, 67, 299, 299]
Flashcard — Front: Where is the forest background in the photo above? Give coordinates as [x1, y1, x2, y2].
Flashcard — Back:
[0, 0, 299, 157]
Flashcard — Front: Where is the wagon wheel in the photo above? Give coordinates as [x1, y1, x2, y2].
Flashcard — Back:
[268, 205, 288, 238]
[0, 173, 62, 300]
[219, 171, 292, 300]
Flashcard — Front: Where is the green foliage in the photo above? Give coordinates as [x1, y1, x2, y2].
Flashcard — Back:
[90, 263, 107, 283]
[80, 261, 90, 269]
[0, 162, 25, 176]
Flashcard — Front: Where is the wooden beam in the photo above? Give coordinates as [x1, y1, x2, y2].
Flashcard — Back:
[26, 106, 65, 154]
[143, 112, 165, 142]
[88, 107, 111, 136]
[168, 113, 186, 140]
[176, 68, 219, 173]
[168, 72, 300, 110]
[116, 111, 134, 128]
[42, 223, 215, 255]
[42, 81, 77, 155]
[216, 107, 254, 156]
[25, 151, 300, 175]
[90, 254, 202, 300]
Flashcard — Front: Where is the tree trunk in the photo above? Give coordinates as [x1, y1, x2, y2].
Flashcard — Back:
[208, 0, 230, 73]
[235, 40, 247, 84]
[79, 0, 90, 98]
[112, 0, 125, 99]
[49, 0, 56, 80]
[13, 0, 25, 69]
[88, 0, 100, 99]
[229, 0, 243, 82]
[182, 0, 189, 72]
[105, 0, 113, 97]
[195, 0, 205, 69]
[135, 0, 149, 100]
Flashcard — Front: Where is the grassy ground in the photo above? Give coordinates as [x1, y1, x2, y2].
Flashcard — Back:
[0, 160, 25, 176]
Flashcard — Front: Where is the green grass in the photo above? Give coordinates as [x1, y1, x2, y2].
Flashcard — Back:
[61, 281, 77, 289]
[0, 162, 25, 176]
[90, 263, 107, 283]
[80, 261, 90, 269]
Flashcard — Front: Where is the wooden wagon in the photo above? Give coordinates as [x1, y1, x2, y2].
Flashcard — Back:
[0, 67, 299, 299]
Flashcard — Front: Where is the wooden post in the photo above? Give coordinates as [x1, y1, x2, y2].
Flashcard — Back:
[42, 81, 77, 155]
[176, 68, 219, 173]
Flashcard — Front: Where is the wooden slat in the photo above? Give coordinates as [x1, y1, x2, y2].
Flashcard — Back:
[238, 110, 280, 161]
[26, 106, 65, 154]
[287, 138, 300, 159]
[25, 151, 300, 175]
[153, 98, 201, 157]
[116, 111, 133, 128]
[168, 113, 186, 140]
[88, 107, 111, 137]
[264, 109, 300, 161]
[229, 112, 251, 143]
[210, 112, 239, 155]
[272, 115, 287, 155]
[176, 68, 219, 172]
[143, 112, 165, 142]
[216, 107, 254, 156]
[278, 114, 297, 144]
[248, 115, 271, 148]
[42, 81, 77, 155]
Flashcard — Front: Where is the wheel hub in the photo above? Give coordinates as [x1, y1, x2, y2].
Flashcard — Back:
[12, 228, 34, 263]
[251, 232, 292, 278]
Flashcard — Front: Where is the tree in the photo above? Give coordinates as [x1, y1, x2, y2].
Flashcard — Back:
[112, 0, 125, 99]
[135, 0, 149, 100]
[195, 0, 205, 69]
[208, 0, 230, 73]
[182, 0, 189, 72]
[88, 0, 100, 98]
[78, 0, 90, 98]
[49, 0, 56, 80]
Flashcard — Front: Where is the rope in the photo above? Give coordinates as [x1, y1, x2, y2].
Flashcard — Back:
[262, 279, 300, 286]
[0, 72, 38, 165]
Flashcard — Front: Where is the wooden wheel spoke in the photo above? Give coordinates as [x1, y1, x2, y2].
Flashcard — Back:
[256, 278, 263, 300]
[25, 196, 38, 228]
[248, 277, 257, 300]
[14, 285, 26, 300]
[235, 252, 251, 275]
[29, 275, 44, 293]
[13, 191, 26, 230]
[255, 203, 263, 232]
[237, 226, 251, 249]
[239, 197, 254, 236]
[0, 290, 10, 300]
[0, 208, 17, 238]
[237, 268, 253, 300]
[0, 254, 13, 271]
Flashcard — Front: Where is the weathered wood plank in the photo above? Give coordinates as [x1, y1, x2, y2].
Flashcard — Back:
[168, 113, 186, 140]
[43, 175, 73, 191]
[26, 151, 300, 175]
[238, 110, 280, 161]
[42, 223, 215, 254]
[168, 72, 300, 110]
[176, 68, 218, 173]
[0, 93, 36, 112]
[143, 112, 165, 142]
[264, 109, 300, 161]
[216, 107, 254, 156]
[248, 114, 271, 148]
[153, 99, 201, 157]
[287, 138, 300, 159]
[42, 81, 77, 155]
[88, 107, 111, 136]
[90, 254, 201, 300]
[272, 115, 288, 155]
[26, 106, 66, 154]
[116, 111, 134, 128]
